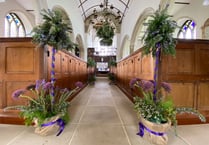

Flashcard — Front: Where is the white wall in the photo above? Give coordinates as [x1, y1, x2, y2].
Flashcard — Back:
[119, 0, 161, 51]
[0, 0, 35, 37]
[46, 0, 87, 60]
[172, 0, 209, 39]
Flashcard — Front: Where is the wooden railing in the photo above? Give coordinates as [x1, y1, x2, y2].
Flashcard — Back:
[116, 39, 209, 124]
[0, 38, 87, 124]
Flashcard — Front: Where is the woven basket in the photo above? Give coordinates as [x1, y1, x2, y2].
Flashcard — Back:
[34, 115, 60, 136]
[139, 116, 171, 145]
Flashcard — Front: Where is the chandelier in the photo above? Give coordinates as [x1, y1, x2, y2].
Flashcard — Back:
[81, 0, 130, 33]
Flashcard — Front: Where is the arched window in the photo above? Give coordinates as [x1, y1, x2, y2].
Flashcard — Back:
[4, 13, 26, 37]
[177, 20, 196, 39]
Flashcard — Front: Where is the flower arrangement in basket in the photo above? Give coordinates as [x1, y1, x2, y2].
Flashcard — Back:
[131, 5, 206, 145]
[5, 80, 83, 136]
[4, 9, 81, 136]
[130, 78, 205, 145]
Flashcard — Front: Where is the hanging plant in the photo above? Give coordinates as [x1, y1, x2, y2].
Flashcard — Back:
[96, 21, 114, 46]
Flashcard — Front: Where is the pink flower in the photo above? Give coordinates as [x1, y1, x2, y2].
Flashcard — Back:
[43, 82, 53, 90]
[75, 81, 83, 88]
[140, 80, 154, 92]
[161, 82, 171, 93]
[129, 78, 140, 88]
[12, 89, 26, 100]
[35, 79, 46, 90]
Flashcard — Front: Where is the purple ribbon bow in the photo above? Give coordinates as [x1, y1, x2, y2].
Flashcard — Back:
[137, 122, 165, 137]
[41, 118, 65, 136]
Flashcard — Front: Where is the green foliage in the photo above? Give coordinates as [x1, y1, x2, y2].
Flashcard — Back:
[87, 57, 96, 67]
[108, 73, 116, 82]
[176, 107, 206, 123]
[96, 22, 114, 46]
[108, 59, 117, 67]
[4, 80, 81, 126]
[88, 73, 96, 84]
[132, 79, 206, 129]
[100, 38, 113, 46]
[133, 85, 176, 125]
[31, 9, 75, 50]
[142, 6, 178, 57]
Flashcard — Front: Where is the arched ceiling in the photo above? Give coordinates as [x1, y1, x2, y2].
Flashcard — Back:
[77, 0, 132, 33]
[6, 0, 209, 33]
[77, 0, 131, 22]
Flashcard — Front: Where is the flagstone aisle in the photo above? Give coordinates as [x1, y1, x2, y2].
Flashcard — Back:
[0, 77, 209, 145]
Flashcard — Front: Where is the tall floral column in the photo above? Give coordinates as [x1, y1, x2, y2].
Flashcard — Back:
[50, 47, 56, 104]
[153, 47, 160, 102]
[134, 5, 178, 145]
[30, 9, 76, 135]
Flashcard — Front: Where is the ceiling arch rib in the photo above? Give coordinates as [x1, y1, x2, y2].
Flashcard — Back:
[78, 0, 131, 33]
[78, 0, 130, 21]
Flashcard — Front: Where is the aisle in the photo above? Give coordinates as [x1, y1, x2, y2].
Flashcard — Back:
[1, 77, 208, 145]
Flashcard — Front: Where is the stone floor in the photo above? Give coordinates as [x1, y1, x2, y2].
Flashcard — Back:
[0, 77, 208, 145]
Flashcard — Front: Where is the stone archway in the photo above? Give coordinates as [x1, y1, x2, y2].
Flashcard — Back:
[130, 7, 154, 53]
[52, 6, 74, 42]
[119, 35, 130, 60]
[75, 34, 85, 59]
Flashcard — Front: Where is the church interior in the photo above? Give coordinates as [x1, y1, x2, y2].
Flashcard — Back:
[0, 0, 209, 145]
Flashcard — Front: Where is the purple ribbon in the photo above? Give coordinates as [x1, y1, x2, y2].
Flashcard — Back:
[153, 48, 160, 102]
[137, 122, 165, 137]
[41, 118, 65, 136]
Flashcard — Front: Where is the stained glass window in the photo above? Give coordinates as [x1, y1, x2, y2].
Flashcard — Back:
[4, 13, 26, 37]
[177, 20, 196, 39]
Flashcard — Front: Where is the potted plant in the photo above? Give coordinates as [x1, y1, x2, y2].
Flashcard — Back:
[4, 9, 78, 136]
[4, 80, 83, 136]
[108, 58, 117, 84]
[131, 5, 206, 145]
[96, 21, 114, 46]
[87, 57, 96, 84]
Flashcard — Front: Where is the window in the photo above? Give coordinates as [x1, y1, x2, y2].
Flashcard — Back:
[177, 20, 196, 39]
[5, 13, 26, 37]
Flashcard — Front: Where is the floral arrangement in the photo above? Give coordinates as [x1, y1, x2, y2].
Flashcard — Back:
[30, 9, 78, 135]
[32, 9, 75, 50]
[31, 9, 76, 104]
[131, 5, 205, 144]
[130, 78, 206, 129]
[5, 79, 83, 136]
[87, 57, 96, 84]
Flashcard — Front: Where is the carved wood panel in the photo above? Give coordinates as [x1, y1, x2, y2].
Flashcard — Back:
[170, 82, 195, 108]
[6, 47, 34, 73]
[197, 82, 209, 110]
[62, 54, 69, 75]
[0, 81, 3, 108]
[134, 53, 141, 78]
[5, 81, 34, 106]
[196, 46, 209, 75]
[167, 48, 195, 75]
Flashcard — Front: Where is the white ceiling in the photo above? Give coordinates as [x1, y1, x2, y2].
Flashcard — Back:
[76, 0, 131, 22]
[8, 0, 209, 22]
[16, 0, 37, 11]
